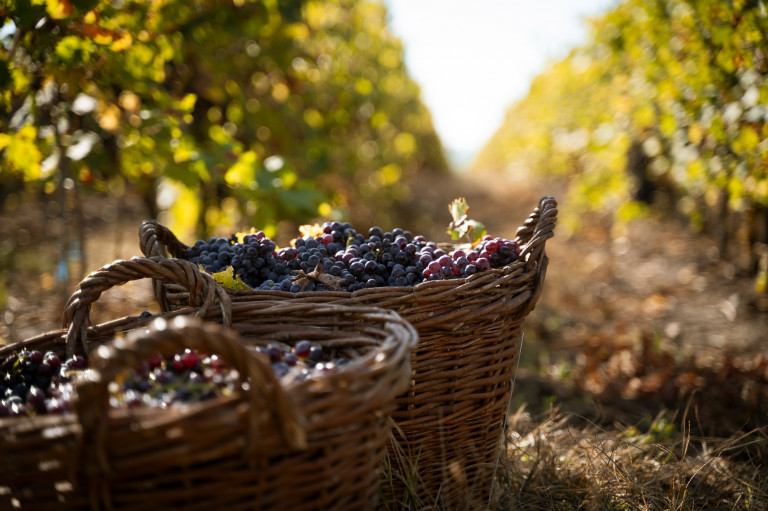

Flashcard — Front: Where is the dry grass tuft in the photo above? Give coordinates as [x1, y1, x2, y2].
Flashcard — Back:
[493, 406, 768, 511]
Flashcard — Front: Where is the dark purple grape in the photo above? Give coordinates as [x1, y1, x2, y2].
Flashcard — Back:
[295, 341, 311, 359]
[12, 383, 27, 399]
[1, 353, 17, 373]
[44, 352, 61, 371]
[308, 345, 324, 363]
[29, 351, 43, 365]
[26, 386, 46, 413]
[152, 369, 173, 384]
[67, 356, 87, 370]
[349, 261, 364, 276]
[267, 344, 283, 363]
[36, 362, 52, 376]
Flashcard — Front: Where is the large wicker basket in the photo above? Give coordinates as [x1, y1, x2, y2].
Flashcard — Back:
[140, 196, 558, 509]
[0, 258, 416, 510]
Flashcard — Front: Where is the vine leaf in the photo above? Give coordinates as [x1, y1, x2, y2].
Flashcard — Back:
[447, 197, 486, 245]
[207, 265, 251, 290]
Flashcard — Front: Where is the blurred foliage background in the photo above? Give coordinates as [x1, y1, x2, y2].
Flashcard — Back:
[476, 0, 768, 297]
[0, 0, 450, 310]
[0, 0, 447, 283]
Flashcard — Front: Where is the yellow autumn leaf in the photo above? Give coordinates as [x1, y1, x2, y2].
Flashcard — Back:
[110, 32, 133, 52]
[235, 229, 258, 243]
[178, 93, 197, 113]
[688, 123, 704, 146]
[46, 0, 73, 19]
[299, 223, 324, 238]
[224, 151, 257, 187]
[738, 126, 759, 151]
[208, 265, 251, 290]
[98, 102, 121, 132]
[93, 32, 113, 45]
[3, 126, 42, 180]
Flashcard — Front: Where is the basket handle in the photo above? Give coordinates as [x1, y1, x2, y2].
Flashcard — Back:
[62, 256, 232, 358]
[517, 196, 557, 270]
[75, 316, 307, 475]
[139, 219, 191, 259]
[140, 219, 201, 311]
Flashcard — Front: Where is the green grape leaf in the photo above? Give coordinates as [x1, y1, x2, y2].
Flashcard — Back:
[447, 197, 486, 244]
[207, 265, 251, 290]
[448, 197, 469, 227]
[466, 220, 487, 246]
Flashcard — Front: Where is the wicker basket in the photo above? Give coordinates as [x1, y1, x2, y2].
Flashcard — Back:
[0, 258, 416, 510]
[140, 196, 558, 509]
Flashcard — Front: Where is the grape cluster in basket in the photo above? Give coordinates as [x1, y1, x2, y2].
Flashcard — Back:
[256, 340, 349, 379]
[0, 340, 340, 417]
[0, 349, 85, 417]
[183, 221, 521, 291]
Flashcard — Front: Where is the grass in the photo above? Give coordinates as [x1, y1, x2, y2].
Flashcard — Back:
[380, 400, 768, 510]
[493, 405, 768, 510]
[381, 421, 427, 510]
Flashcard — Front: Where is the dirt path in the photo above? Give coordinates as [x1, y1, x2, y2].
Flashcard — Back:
[432, 172, 768, 354]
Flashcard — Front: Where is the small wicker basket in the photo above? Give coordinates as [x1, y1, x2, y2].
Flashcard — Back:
[140, 196, 557, 509]
[0, 258, 416, 510]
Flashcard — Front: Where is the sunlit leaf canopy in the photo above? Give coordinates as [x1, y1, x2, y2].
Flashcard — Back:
[0, 0, 447, 241]
[476, 0, 768, 235]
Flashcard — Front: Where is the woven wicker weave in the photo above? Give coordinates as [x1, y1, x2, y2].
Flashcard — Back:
[140, 196, 558, 509]
[0, 259, 416, 510]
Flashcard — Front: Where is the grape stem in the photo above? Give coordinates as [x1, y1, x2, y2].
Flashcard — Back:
[291, 264, 345, 291]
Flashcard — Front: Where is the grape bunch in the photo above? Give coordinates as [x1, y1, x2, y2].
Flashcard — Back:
[183, 231, 292, 291]
[0, 349, 85, 417]
[112, 340, 343, 409]
[183, 221, 521, 291]
[421, 235, 521, 281]
[0, 340, 343, 417]
[252, 340, 348, 380]
[110, 349, 240, 409]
